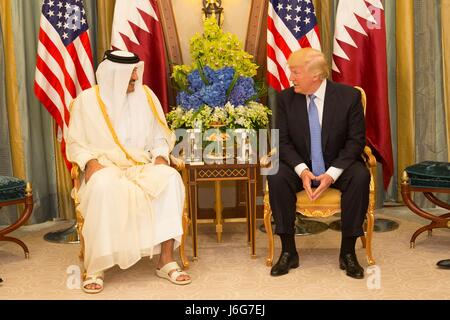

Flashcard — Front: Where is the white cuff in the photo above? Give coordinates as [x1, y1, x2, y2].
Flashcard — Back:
[326, 166, 343, 183]
[294, 163, 309, 178]
[77, 154, 96, 172]
[151, 146, 170, 164]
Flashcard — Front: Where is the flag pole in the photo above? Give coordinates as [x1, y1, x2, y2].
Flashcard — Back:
[44, 158, 81, 244]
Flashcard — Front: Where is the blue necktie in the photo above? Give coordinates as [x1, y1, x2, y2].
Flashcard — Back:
[308, 94, 325, 177]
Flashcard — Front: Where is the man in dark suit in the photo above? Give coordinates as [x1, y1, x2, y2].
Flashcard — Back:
[268, 48, 369, 279]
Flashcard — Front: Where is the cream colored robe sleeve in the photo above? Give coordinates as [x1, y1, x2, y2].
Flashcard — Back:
[150, 125, 170, 164]
[144, 86, 175, 165]
[66, 95, 97, 171]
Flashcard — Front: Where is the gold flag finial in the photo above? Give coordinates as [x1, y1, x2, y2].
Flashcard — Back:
[202, 0, 224, 27]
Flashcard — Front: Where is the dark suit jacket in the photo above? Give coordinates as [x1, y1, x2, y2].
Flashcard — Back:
[276, 80, 366, 172]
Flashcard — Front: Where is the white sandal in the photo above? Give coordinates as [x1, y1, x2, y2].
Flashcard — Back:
[156, 261, 191, 285]
[82, 271, 104, 294]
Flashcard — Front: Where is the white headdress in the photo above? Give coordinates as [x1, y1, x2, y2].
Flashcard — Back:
[95, 50, 173, 151]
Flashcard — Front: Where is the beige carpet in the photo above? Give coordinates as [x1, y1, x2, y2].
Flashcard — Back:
[1, 207, 449, 300]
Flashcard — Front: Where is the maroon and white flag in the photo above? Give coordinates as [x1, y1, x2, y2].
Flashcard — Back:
[332, 0, 393, 189]
[111, 0, 169, 112]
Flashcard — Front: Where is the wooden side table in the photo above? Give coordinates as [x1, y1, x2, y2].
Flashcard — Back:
[186, 163, 258, 260]
[0, 179, 33, 258]
[401, 171, 450, 248]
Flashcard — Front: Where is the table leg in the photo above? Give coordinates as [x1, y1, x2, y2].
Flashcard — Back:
[245, 181, 251, 244]
[401, 183, 450, 247]
[214, 181, 224, 242]
[248, 169, 257, 258]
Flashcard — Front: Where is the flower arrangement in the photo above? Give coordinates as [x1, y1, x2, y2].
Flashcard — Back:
[166, 18, 271, 131]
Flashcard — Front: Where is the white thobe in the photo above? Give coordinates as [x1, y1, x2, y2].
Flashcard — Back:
[66, 85, 184, 275]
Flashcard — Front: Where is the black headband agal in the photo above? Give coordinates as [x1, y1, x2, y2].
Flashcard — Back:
[103, 50, 140, 64]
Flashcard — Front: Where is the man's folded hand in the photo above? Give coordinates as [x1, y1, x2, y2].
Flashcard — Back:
[154, 156, 169, 166]
[311, 174, 334, 200]
[300, 169, 315, 201]
[85, 159, 105, 183]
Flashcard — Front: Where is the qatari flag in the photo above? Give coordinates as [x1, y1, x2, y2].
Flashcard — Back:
[332, 0, 393, 189]
[111, 0, 169, 112]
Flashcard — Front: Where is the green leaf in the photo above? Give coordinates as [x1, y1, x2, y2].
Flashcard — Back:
[226, 72, 240, 98]
[196, 60, 210, 85]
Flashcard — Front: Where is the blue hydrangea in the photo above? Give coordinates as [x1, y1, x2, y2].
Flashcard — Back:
[203, 66, 217, 83]
[187, 70, 205, 91]
[179, 67, 257, 109]
[199, 83, 227, 107]
[215, 67, 235, 90]
[176, 91, 203, 110]
[229, 77, 256, 106]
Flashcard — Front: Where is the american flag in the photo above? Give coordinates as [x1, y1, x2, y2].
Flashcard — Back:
[34, 0, 95, 168]
[267, 0, 321, 91]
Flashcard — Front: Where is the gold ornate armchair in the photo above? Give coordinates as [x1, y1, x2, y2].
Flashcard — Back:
[70, 155, 191, 269]
[262, 86, 376, 267]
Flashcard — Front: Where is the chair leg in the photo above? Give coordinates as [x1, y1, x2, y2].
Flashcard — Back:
[180, 207, 190, 269]
[0, 236, 29, 258]
[179, 168, 190, 269]
[365, 195, 376, 265]
[75, 208, 85, 261]
[263, 191, 274, 266]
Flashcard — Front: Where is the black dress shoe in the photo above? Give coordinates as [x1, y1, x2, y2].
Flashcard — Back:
[437, 259, 450, 269]
[270, 252, 299, 277]
[339, 253, 364, 279]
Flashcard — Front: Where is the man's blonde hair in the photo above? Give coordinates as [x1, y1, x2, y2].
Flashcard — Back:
[287, 48, 329, 79]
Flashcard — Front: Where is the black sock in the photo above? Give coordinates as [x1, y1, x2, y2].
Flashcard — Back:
[340, 236, 357, 256]
[279, 233, 297, 254]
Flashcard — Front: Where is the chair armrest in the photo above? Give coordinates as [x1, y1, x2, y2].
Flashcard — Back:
[362, 146, 377, 168]
[71, 164, 81, 191]
[170, 154, 185, 172]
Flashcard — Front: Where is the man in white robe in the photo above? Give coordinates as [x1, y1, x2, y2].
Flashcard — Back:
[66, 50, 191, 293]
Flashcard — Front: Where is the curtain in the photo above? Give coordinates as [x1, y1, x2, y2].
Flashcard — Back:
[442, 0, 450, 160]
[0, 9, 16, 223]
[313, 0, 335, 67]
[412, 0, 449, 205]
[4, 0, 59, 223]
[94, 0, 115, 66]
[0, 13, 12, 177]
